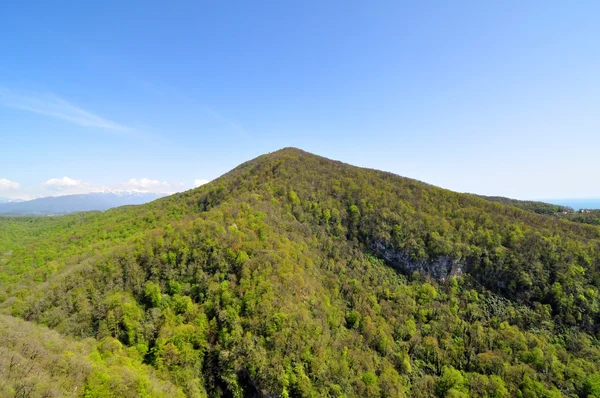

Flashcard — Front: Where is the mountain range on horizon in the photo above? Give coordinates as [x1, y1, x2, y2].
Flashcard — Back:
[1, 178, 599, 218]
[0, 197, 25, 203]
[0, 191, 166, 215]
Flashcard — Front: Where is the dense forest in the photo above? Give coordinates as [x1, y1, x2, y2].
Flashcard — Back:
[478, 196, 600, 227]
[477, 196, 573, 215]
[2, 148, 600, 397]
[563, 210, 600, 227]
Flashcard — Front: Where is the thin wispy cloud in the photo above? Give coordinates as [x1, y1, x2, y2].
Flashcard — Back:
[202, 106, 247, 137]
[0, 87, 132, 131]
[132, 78, 248, 137]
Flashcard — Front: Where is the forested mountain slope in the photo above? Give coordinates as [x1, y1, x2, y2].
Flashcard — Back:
[565, 210, 600, 226]
[477, 195, 600, 227]
[2, 148, 600, 397]
[476, 196, 573, 215]
[0, 314, 183, 397]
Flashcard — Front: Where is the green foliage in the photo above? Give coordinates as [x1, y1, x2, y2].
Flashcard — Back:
[0, 315, 183, 398]
[478, 196, 573, 215]
[436, 366, 467, 397]
[2, 148, 600, 396]
[564, 209, 600, 226]
[584, 373, 600, 397]
[144, 281, 162, 307]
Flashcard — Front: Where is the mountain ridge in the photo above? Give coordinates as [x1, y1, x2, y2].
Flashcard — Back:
[0, 191, 166, 215]
[2, 147, 600, 397]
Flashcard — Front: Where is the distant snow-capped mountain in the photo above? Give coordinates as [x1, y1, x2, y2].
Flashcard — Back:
[0, 191, 168, 215]
[0, 197, 25, 204]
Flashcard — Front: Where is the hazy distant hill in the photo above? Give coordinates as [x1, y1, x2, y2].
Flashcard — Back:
[0, 197, 24, 204]
[0, 191, 166, 215]
[476, 195, 573, 214]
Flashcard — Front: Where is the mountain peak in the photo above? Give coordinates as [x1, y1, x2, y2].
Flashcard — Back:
[272, 146, 305, 154]
[262, 147, 327, 161]
[4, 149, 600, 397]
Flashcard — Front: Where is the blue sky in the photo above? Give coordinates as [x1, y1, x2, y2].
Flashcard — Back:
[1, 1, 599, 200]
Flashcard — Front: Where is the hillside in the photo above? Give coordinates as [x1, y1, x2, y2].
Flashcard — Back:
[477, 196, 600, 227]
[565, 210, 600, 226]
[2, 148, 600, 397]
[0, 314, 183, 397]
[476, 195, 573, 215]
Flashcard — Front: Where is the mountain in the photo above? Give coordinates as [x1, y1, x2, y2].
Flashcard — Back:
[478, 196, 600, 227]
[0, 314, 183, 397]
[0, 191, 166, 215]
[0, 197, 24, 204]
[2, 148, 600, 397]
[476, 195, 574, 215]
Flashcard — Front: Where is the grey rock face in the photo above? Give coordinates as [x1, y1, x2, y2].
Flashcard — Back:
[371, 239, 463, 280]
